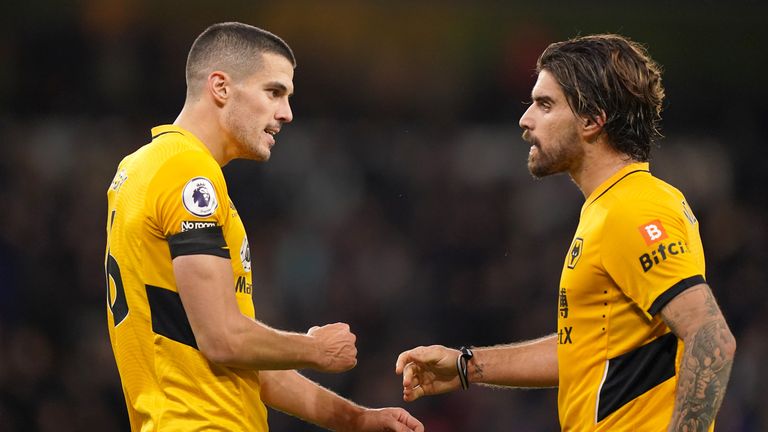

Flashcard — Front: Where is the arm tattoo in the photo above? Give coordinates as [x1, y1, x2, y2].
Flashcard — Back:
[670, 319, 734, 431]
[471, 361, 485, 381]
[702, 292, 719, 318]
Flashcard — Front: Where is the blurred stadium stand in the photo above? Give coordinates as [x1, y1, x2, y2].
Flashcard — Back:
[1, 1, 766, 430]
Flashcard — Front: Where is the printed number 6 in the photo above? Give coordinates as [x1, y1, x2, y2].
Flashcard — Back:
[106, 210, 129, 325]
[106, 253, 129, 325]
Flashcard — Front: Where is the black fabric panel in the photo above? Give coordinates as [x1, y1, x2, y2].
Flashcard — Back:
[648, 275, 706, 316]
[597, 332, 677, 422]
[167, 226, 229, 259]
[146, 284, 198, 349]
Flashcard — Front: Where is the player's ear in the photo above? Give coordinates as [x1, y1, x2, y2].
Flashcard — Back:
[207, 71, 231, 106]
[581, 110, 606, 143]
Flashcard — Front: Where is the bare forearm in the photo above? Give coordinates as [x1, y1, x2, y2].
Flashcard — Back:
[469, 334, 558, 388]
[260, 370, 362, 431]
[661, 284, 736, 431]
[173, 255, 326, 370]
[218, 316, 321, 370]
[669, 319, 735, 431]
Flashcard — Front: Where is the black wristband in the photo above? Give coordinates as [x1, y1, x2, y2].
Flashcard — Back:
[457, 346, 474, 390]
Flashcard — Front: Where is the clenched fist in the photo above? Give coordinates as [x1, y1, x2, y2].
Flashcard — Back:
[307, 323, 358, 372]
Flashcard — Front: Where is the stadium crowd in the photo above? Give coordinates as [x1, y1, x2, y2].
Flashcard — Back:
[1, 2, 766, 430]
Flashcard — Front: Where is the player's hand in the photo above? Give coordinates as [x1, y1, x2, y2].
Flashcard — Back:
[395, 345, 461, 402]
[307, 323, 357, 373]
[348, 407, 424, 432]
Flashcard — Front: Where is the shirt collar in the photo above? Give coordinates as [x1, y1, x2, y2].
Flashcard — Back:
[150, 124, 213, 157]
[584, 162, 650, 208]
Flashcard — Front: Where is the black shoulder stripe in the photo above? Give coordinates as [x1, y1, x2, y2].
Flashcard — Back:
[146, 284, 198, 349]
[597, 332, 678, 422]
[168, 226, 229, 259]
[647, 275, 706, 316]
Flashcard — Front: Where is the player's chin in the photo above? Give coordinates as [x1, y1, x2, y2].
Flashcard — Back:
[246, 145, 271, 162]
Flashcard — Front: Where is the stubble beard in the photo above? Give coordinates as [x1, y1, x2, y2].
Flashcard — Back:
[225, 109, 271, 162]
[524, 127, 582, 179]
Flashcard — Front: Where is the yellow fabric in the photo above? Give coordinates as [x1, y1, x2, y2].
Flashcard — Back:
[105, 125, 267, 431]
[556, 162, 711, 431]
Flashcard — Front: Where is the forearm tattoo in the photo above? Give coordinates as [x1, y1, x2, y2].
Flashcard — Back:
[668, 306, 734, 431]
[471, 361, 485, 382]
[703, 290, 719, 318]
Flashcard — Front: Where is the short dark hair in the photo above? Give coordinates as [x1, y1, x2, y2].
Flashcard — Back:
[537, 34, 665, 161]
[185, 22, 296, 96]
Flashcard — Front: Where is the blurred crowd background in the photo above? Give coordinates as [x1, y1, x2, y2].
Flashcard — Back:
[1, 1, 767, 431]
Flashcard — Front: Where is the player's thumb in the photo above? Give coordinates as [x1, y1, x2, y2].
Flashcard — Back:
[395, 350, 416, 374]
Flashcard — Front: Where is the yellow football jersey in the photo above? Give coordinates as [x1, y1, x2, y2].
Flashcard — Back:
[105, 125, 267, 431]
[557, 162, 712, 431]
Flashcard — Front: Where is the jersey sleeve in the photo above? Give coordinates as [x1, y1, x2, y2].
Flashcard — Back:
[147, 150, 230, 259]
[601, 197, 705, 319]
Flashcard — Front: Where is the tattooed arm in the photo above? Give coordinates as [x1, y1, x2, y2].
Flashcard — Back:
[661, 283, 736, 432]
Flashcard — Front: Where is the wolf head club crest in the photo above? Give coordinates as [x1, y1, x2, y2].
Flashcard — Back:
[567, 238, 583, 269]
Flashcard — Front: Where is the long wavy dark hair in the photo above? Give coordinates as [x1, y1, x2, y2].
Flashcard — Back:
[537, 34, 665, 162]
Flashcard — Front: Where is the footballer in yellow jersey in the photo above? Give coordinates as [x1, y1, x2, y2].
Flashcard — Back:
[104, 22, 424, 432]
[557, 162, 711, 431]
[396, 34, 734, 432]
[106, 125, 267, 431]
[104, 22, 425, 432]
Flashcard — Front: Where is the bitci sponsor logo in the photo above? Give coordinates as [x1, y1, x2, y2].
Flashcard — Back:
[638, 219, 668, 246]
[638, 241, 687, 273]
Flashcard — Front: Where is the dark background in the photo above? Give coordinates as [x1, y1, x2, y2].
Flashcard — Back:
[1, 1, 766, 430]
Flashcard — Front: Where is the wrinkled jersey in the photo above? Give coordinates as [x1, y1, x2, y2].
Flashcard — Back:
[105, 125, 266, 431]
[556, 162, 711, 431]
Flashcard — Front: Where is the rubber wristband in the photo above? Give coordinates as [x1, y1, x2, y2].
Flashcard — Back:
[457, 346, 474, 390]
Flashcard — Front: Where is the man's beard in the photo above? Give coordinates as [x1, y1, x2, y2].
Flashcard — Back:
[225, 110, 270, 162]
[523, 129, 582, 178]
